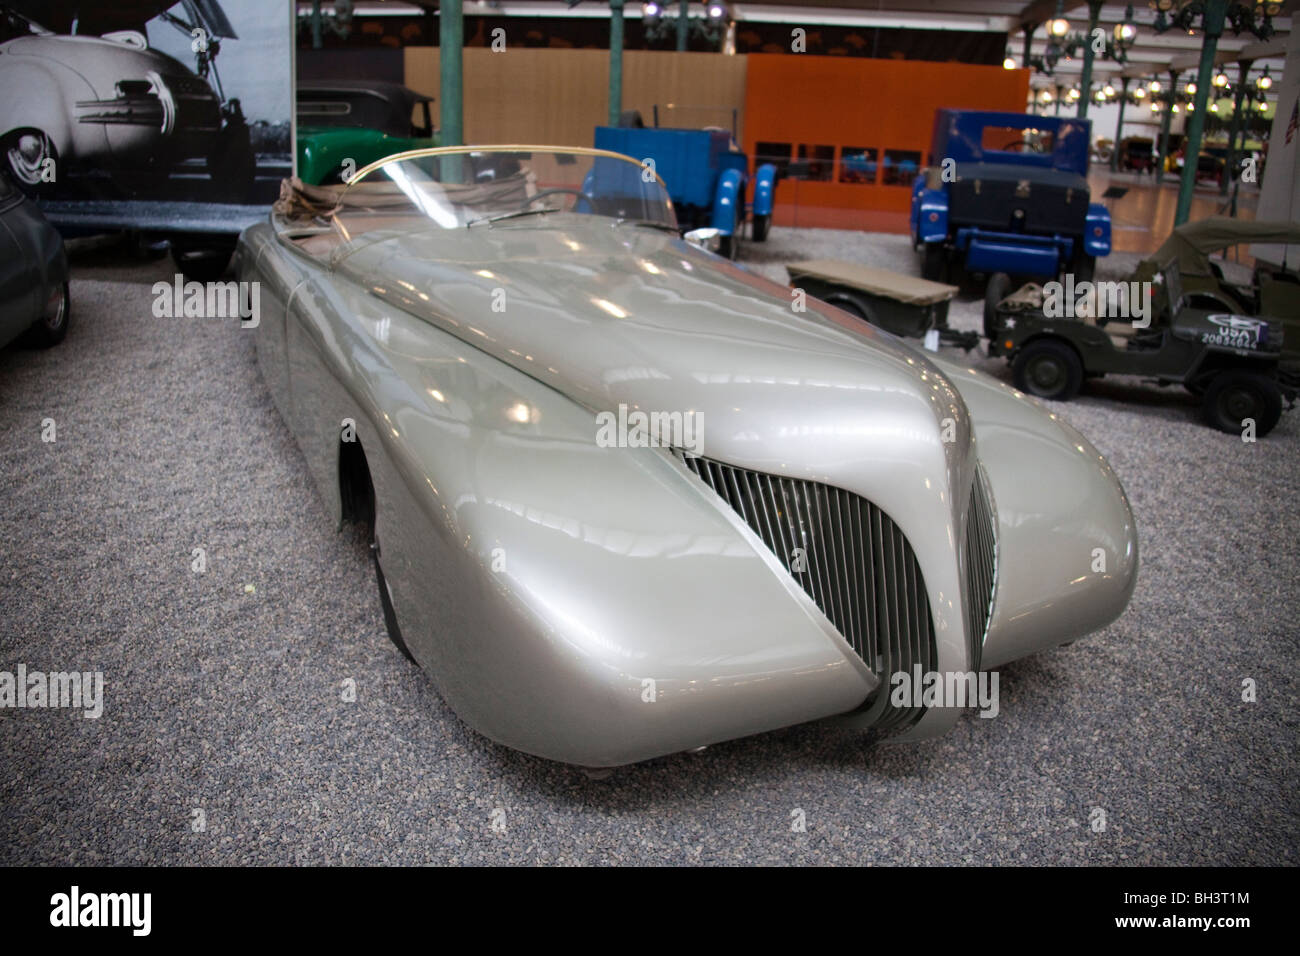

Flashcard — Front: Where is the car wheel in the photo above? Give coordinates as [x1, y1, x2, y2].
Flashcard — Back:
[828, 296, 871, 324]
[921, 242, 947, 282]
[371, 535, 418, 664]
[170, 239, 235, 282]
[751, 213, 771, 242]
[984, 272, 1011, 339]
[20, 282, 70, 349]
[3, 129, 57, 197]
[1012, 338, 1083, 401]
[717, 204, 743, 260]
[1201, 370, 1282, 436]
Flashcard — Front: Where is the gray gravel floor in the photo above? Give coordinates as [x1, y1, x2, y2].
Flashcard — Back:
[1, 229, 1297, 865]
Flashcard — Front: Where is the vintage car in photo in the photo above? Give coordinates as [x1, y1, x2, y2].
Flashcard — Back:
[0, 0, 254, 197]
[236, 146, 1138, 768]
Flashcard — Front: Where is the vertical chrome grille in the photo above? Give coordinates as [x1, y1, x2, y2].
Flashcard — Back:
[678, 453, 937, 731]
[963, 473, 997, 674]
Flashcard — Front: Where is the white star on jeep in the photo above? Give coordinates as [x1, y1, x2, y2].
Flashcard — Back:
[1004, 318, 1015, 329]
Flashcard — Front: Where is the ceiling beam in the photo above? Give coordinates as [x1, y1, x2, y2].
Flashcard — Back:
[1018, 0, 1086, 27]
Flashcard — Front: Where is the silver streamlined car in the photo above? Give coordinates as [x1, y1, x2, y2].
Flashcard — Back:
[236, 147, 1138, 768]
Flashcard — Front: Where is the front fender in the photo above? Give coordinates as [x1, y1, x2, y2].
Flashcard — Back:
[260, 262, 876, 767]
[0, 59, 83, 161]
[752, 163, 777, 217]
[915, 187, 949, 245]
[710, 168, 744, 234]
[931, 359, 1138, 668]
[1084, 203, 1112, 257]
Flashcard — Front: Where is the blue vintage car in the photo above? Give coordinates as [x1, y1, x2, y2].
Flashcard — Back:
[910, 109, 1111, 285]
[595, 123, 777, 260]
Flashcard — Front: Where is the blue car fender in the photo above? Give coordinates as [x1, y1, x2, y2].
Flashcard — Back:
[1084, 203, 1111, 257]
[915, 187, 949, 245]
[711, 169, 745, 234]
[752, 163, 777, 217]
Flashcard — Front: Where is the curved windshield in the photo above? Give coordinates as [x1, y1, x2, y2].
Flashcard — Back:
[332, 146, 675, 238]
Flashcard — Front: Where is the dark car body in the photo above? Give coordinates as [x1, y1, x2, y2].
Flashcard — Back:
[0, 171, 68, 348]
[1124, 218, 1300, 364]
[987, 259, 1290, 435]
[911, 110, 1111, 284]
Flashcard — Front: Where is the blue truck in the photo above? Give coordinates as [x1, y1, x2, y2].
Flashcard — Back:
[595, 124, 777, 259]
[910, 109, 1111, 286]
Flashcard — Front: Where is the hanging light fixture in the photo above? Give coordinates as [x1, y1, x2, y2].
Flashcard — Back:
[1150, 0, 1277, 41]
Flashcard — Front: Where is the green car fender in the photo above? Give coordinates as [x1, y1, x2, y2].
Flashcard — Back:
[296, 127, 439, 185]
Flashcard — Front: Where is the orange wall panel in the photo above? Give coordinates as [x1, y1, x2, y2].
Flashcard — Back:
[743, 55, 1030, 225]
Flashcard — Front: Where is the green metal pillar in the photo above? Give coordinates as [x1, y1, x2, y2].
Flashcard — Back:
[609, 1, 624, 126]
[1156, 69, 1178, 185]
[311, 0, 323, 49]
[677, 0, 688, 51]
[1077, 0, 1103, 118]
[1022, 22, 1035, 67]
[1111, 77, 1129, 171]
[1221, 59, 1251, 196]
[1055, 84, 1062, 116]
[440, 0, 463, 148]
[1174, 0, 1227, 227]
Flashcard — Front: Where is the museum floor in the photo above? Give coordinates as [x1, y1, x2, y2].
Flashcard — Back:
[0, 227, 1295, 865]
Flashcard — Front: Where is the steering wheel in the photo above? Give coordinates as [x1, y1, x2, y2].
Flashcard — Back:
[1001, 140, 1034, 152]
[521, 188, 589, 210]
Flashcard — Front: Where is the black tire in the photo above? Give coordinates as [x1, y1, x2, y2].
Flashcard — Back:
[984, 272, 1011, 339]
[19, 281, 70, 348]
[1012, 338, 1083, 401]
[169, 240, 235, 282]
[828, 296, 870, 324]
[751, 212, 771, 242]
[372, 536, 418, 664]
[921, 242, 947, 282]
[717, 202, 742, 261]
[1201, 370, 1282, 437]
[1073, 253, 1095, 285]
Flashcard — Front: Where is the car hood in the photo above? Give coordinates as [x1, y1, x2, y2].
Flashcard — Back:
[326, 214, 974, 555]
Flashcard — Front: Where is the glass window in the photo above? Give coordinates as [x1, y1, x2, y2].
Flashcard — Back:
[881, 149, 921, 186]
[789, 144, 834, 182]
[838, 147, 878, 184]
[981, 126, 1054, 155]
[755, 141, 792, 179]
[277, 148, 678, 261]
